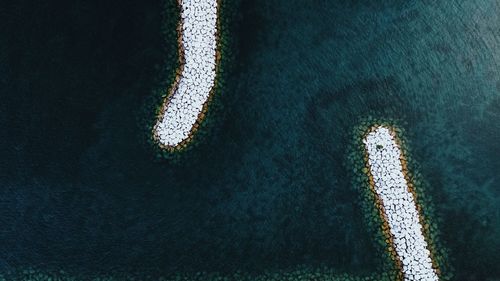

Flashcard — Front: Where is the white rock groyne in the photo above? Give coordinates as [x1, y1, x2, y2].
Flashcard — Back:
[154, 0, 219, 148]
[363, 126, 438, 281]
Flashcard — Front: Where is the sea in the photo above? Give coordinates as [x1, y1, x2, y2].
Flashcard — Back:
[0, 0, 499, 280]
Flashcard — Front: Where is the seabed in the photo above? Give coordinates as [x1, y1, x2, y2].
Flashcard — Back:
[3, 122, 450, 280]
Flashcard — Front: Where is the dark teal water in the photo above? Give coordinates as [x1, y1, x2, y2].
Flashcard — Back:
[1, 0, 499, 280]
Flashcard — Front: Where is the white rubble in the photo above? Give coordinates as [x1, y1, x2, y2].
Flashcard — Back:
[363, 126, 439, 281]
[154, 0, 219, 147]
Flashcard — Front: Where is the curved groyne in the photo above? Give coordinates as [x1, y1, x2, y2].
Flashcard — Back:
[153, 0, 220, 150]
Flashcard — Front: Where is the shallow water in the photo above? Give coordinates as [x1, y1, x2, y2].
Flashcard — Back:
[0, 0, 499, 280]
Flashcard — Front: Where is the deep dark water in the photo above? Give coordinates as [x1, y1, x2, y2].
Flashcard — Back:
[1, 0, 500, 280]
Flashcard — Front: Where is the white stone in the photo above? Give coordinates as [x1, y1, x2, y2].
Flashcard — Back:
[154, 0, 219, 147]
[363, 126, 438, 281]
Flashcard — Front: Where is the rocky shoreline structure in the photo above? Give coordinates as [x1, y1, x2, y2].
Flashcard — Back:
[363, 125, 438, 281]
[153, 0, 220, 150]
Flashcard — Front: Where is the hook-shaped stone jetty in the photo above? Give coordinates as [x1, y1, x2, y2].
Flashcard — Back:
[154, 0, 219, 150]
